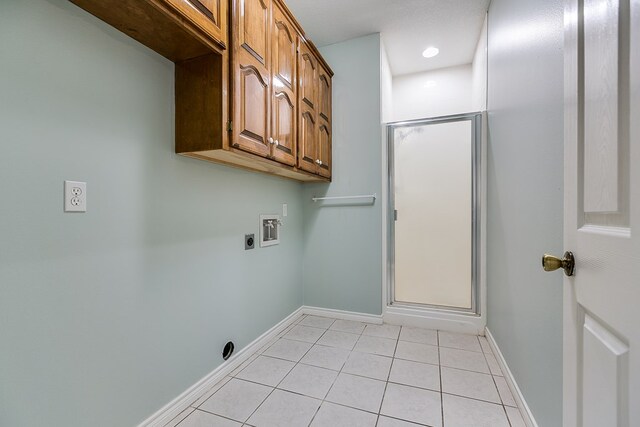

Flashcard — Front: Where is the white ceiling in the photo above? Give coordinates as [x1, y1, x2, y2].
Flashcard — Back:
[285, 0, 490, 76]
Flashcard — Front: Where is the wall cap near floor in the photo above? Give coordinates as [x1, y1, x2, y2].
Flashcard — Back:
[485, 327, 540, 427]
[301, 305, 383, 324]
[384, 304, 485, 335]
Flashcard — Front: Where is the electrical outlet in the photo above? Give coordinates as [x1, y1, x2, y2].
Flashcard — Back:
[283, 203, 288, 217]
[64, 181, 86, 212]
[245, 234, 255, 250]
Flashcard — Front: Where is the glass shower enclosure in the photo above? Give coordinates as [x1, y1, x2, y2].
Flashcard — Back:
[388, 113, 482, 313]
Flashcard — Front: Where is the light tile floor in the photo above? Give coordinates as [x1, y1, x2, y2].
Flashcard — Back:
[165, 315, 529, 427]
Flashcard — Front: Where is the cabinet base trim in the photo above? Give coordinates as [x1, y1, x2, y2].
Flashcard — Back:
[180, 149, 329, 182]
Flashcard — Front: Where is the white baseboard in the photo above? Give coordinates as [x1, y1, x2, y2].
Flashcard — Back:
[137, 307, 304, 427]
[138, 305, 382, 426]
[485, 328, 539, 427]
[384, 305, 485, 335]
[140, 307, 541, 427]
[301, 305, 383, 324]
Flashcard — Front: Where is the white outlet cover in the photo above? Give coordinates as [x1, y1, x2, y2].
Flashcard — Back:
[64, 181, 86, 212]
[283, 203, 288, 217]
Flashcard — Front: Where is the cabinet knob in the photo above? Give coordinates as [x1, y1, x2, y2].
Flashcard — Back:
[268, 137, 274, 144]
[274, 140, 280, 146]
[316, 159, 323, 166]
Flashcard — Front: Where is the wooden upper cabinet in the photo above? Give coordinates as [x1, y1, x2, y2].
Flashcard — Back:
[297, 39, 332, 179]
[270, 2, 297, 166]
[72, 0, 332, 181]
[232, 0, 272, 158]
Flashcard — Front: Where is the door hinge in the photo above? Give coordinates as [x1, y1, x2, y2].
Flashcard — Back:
[227, 121, 233, 132]
[394, 210, 398, 221]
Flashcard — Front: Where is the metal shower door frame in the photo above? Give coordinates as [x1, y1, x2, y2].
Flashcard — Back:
[387, 112, 483, 315]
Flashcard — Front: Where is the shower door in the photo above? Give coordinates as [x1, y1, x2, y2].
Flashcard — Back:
[389, 113, 481, 313]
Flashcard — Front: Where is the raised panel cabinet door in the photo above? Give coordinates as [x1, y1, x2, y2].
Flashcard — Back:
[270, 1, 297, 166]
[317, 120, 331, 178]
[318, 65, 332, 123]
[186, 0, 220, 26]
[272, 91, 296, 165]
[236, 0, 270, 66]
[297, 104, 317, 174]
[232, 0, 271, 158]
[271, 2, 296, 91]
[166, 0, 227, 47]
[317, 64, 332, 178]
[298, 41, 317, 111]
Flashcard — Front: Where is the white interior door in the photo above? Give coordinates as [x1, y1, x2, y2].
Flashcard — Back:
[563, 0, 639, 426]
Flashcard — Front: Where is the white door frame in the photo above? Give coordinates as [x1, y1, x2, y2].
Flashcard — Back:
[382, 112, 487, 335]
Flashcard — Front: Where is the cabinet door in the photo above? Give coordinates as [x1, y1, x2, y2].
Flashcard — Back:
[298, 104, 318, 174]
[317, 64, 332, 177]
[186, 0, 221, 27]
[232, 0, 271, 158]
[298, 42, 317, 111]
[167, 0, 227, 48]
[270, 2, 297, 166]
[317, 120, 331, 178]
[297, 41, 318, 173]
[318, 66, 332, 123]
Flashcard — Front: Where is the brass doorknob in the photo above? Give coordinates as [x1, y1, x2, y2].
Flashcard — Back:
[542, 251, 575, 276]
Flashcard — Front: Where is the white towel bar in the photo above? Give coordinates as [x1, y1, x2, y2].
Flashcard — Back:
[311, 193, 377, 202]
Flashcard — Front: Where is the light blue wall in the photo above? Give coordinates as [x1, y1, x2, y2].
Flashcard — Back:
[0, 1, 303, 426]
[486, 0, 564, 426]
[302, 35, 383, 315]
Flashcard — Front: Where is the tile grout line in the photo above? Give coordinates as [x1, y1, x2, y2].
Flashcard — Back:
[232, 370, 516, 415]
[307, 322, 401, 425]
[291, 318, 336, 427]
[170, 407, 195, 427]
[191, 314, 310, 425]
[171, 315, 302, 425]
[375, 326, 402, 426]
[191, 407, 254, 426]
[306, 318, 370, 426]
[479, 335, 514, 427]
[267, 324, 472, 426]
[438, 330, 445, 427]
[183, 320, 502, 427]
[246, 317, 337, 426]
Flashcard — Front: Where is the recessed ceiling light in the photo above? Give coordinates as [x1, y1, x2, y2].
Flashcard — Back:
[422, 47, 439, 58]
